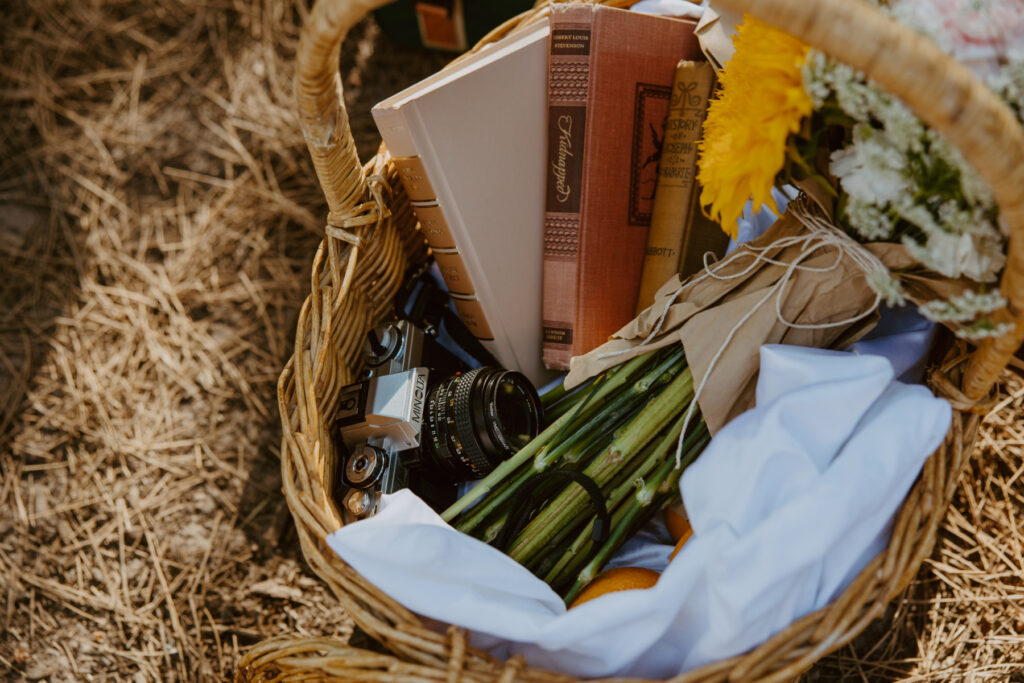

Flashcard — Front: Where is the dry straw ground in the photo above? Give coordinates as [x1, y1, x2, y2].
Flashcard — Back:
[0, 0, 1021, 681]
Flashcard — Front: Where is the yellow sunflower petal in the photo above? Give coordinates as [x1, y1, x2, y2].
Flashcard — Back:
[697, 15, 812, 238]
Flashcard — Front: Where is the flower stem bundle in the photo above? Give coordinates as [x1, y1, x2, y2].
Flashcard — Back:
[441, 345, 709, 603]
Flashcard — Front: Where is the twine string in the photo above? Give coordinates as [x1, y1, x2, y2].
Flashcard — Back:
[598, 201, 891, 468]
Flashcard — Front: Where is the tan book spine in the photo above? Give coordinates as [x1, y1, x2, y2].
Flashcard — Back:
[390, 153, 496, 341]
[635, 60, 715, 313]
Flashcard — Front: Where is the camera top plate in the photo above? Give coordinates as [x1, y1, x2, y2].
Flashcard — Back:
[336, 367, 430, 452]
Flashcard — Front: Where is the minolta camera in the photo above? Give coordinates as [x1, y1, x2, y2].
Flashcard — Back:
[333, 319, 541, 522]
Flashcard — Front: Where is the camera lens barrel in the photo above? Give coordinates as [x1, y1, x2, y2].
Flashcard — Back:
[422, 367, 541, 480]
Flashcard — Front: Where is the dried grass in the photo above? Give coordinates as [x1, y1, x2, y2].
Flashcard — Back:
[0, 0, 1021, 681]
[0, 0, 444, 679]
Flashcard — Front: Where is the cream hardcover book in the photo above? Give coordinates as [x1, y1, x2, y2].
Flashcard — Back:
[372, 19, 556, 387]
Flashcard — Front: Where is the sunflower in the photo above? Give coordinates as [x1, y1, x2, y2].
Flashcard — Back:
[697, 15, 813, 238]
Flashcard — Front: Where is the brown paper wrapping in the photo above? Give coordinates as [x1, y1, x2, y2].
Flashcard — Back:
[565, 209, 946, 435]
[694, 6, 742, 70]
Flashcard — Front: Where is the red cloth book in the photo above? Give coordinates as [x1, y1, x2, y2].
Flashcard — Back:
[541, 4, 703, 370]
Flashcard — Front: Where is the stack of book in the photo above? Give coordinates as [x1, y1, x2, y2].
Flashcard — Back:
[372, 4, 727, 382]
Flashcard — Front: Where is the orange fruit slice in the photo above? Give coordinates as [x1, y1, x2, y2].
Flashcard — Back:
[569, 567, 660, 608]
[669, 525, 693, 560]
[663, 507, 692, 542]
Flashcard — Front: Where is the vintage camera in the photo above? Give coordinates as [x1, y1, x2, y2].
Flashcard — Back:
[333, 319, 542, 521]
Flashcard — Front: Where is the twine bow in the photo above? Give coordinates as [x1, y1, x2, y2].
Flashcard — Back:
[599, 199, 897, 468]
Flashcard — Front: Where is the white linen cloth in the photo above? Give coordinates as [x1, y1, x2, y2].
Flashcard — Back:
[630, 0, 705, 19]
[326, 345, 951, 678]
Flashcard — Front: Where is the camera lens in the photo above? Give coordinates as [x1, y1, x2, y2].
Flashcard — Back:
[421, 367, 541, 480]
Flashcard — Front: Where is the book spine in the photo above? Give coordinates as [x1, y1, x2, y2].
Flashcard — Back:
[375, 108, 497, 345]
[541, 8, 593, 371]
[407, 187, 496, 344]
[635, 60, 715, 313]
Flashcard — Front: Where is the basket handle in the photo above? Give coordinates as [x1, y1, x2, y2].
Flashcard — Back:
[295, 0, 394, 230]
[715, 0, 1024, 400]
[294, 0, 547, 222]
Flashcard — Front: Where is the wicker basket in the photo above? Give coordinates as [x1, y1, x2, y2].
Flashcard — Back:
[237, 0, 1024, 680]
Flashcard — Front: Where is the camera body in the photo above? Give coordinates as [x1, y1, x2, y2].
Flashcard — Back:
[334, 320, 465, 522]
[333, 316, 543, 522]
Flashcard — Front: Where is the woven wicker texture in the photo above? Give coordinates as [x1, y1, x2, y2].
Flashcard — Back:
[237, 0, 1024, 681]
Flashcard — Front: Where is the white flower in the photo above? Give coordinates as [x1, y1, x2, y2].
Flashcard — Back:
[803, 53, 925, 153]
[831, 126, 911, 205]
[873, 97, 925, 153]
[918, 287, 1011, 342]
[833, 72, 880, 123]
[956, 320, 1015, 340]
[894, 193, 1005, 283]
[802, 51, 832, 107]
[991, 60, 1024, 114]
[902, 228, 1005, 282]
[866, 270, 907, 307]
[844, 196, 894, 241]
[800, 8, 1015, 304]
[919, 288, 1007, 323]
[937, 200, 993, 237]
[894, 198, 943, 237]
[810, 58, 880, 122]
[927, 132, 995, 209]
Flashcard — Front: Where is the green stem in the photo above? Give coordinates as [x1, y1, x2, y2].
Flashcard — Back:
[539, 380, 568, 409]
[520, 428, 658, 574]
[542, 436, 666, 586]
[482, 511, 509, 544]
[538, 351, 683, 467]
[556, 405, 639, 466]
[562, 454, 686, 605]
[544, 416, 706, 588]
[600, 368, 693, 474]
[441, 349, 664, 522]
[455, 464, 532, 535]
[492, 419, 628, 560]
[561, 493, 667, 606]
[508, 368, 694, 566]
[547, 493, 635, 592]
[542, 377, 597, 421]
[606, 417, 705, 495]
[481, 352, 684, 538]
[454, 395, 638, 540]
[670, 425, 709, 477]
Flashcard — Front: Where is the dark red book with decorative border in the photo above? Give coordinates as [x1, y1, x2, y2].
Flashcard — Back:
[541, 4, 702, 370]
